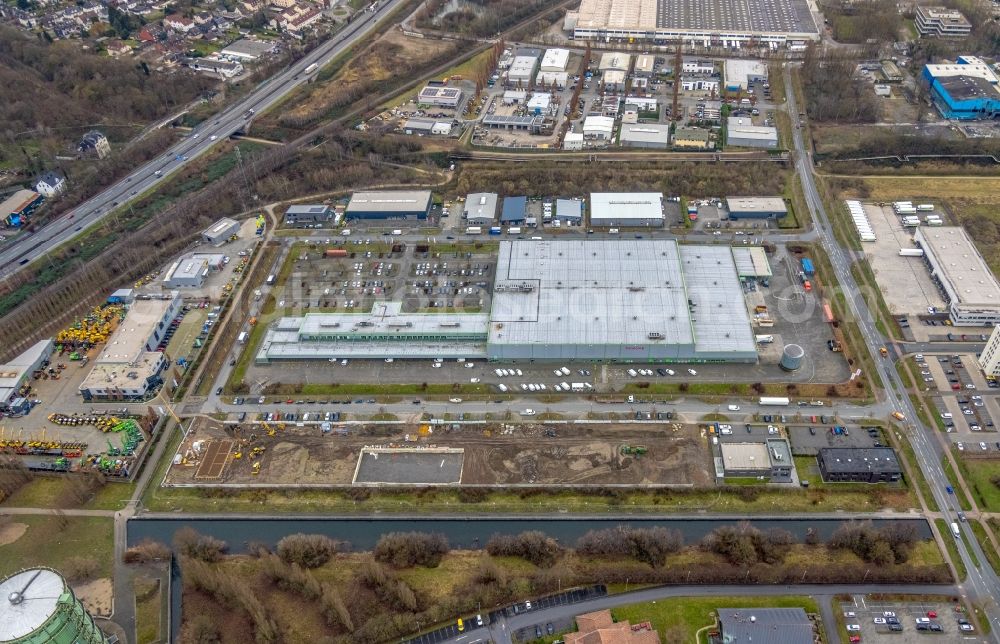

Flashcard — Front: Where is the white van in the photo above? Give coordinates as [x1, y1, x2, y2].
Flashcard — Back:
[609, 228, 619, 234]
[728, 404, 741, 411]
[941, 412, 953, 419]
[627, 368, 638, 377]
[498, 384, 508, 392]
[341, 229, 351, 236]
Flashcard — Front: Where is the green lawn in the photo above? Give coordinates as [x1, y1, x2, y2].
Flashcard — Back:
[935, 518, 967, 582]
[2, 476, 134, 511]
[0, 516, 114, 579]
[955, 458, 1000, 512]
[135, 575, 163, 644]
[612, 595, 820, 644]
[972, 520, 1000, 577]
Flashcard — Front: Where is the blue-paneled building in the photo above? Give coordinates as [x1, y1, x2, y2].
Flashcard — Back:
[923, 56, 1000, 120]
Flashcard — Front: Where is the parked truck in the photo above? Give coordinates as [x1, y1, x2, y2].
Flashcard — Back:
[466, 226, 482, 235]
[759, 397, 790, 406]
[899, 248, 924, 257]
[800, 258, 815, 276]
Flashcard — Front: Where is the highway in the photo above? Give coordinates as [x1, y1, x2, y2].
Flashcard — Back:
[0, 0, 404, 279]
[782, 64, 1000, 637]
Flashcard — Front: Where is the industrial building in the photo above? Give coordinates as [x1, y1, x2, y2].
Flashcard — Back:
[583, 116, 615, 139]
[555, 198, 584, 223]
[0, 189, 43, 227]
[345, 190, 433, 220]
[673, 127, 713, 149]
[726, 117, 778, 148]
[724, 59, 768, 91]
[539, 48, 570, 72]
[500, 196, 528, 224]
[417, 85, 463, 108]
[978, 325, 1000, 378]
[817, 447, 902, 483]
[284, 204, 332, 225]
[536, 70, 569, 87]
[260, 240, 759, 364]
[717, 439, 793, 482]
[681, 77, 719, 92]
[683, 59, 715, 74]
[566, 0, 818, 47]
[220, 38, 278, 60]
[598, 52, 631, 72]
[915, 226, 1000, 326]
[202, 217, 240, 245]
[257, 302, 490, 362]
[589, 192, 664, 227]
[0, 340, 53, 408]
[633, 54, 656, 77]
[725, 196, 788, 220]
[602, 69, 627, 91]
[923, 56, 1000, 120]
[463, 193, 498, 225]
[0, 568, 107, 644]
[183, 56, 243, 78]
[915, 6, 971, 38]
[488, 240, 757, 362]
[619, 124, 672, 149]
[162, 253, 224, 289]
[507, 55, 538, 85]
[402, 118, 453, 136]
[79, 292, 180, 400]
[718, 608, 812, 644]
[481, 114, 547, 132]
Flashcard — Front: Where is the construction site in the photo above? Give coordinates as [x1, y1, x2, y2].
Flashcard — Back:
[165, 417, 713, 487]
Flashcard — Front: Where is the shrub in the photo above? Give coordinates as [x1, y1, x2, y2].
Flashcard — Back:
[576, 526, 683, 568]
[373, 531, 449, 568]
[276, 533, 341, 568]
[124, 539, 171, 564]
[702, 522, 795, 566]
[62, 556, 99, 582]
[486, 531, 564, 568]
[174, 527, 228, 563]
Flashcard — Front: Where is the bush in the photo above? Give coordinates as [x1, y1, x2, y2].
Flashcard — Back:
[827, 520, 918, 564]
[486, 531, 564, 568]
[124, 539, 171, 564]
[373, 531, 449, 568]
[174, 527, 228, 563]
[701, 522, 796, 566]
[576, 526, 683, 568]
[276, 533, 341, 568]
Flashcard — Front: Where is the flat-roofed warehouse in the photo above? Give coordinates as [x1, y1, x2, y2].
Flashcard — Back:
[220, 38, 277, 60]
[619, 124, 672, 149]
[417, 85, 463, 108]
[726, 117, 778, 149]
[817, 447, 902, 483]
[915, 226, 1000, 326]
[346, 190, 433, 220]
[725, 196, 787, 220]
[590, 192, 664, 227]
[463, 193, 498, 225]
[566, 0, 819, 46]
[202, 217, 240, 245]
[487, 239, 757, 362]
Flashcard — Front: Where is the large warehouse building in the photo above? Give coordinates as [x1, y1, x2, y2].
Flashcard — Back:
[202, 217, 240, 245]
[346, 191, 433, 220]
[726, 196, 787, 220]
[258, 240, 759, 364]
[923, 56, 1000, 120]
[565, 0, 819, 47]
[589, 192, 664, 227]
[80, 293, 181, 400]
[915, 226, 1000, 326]
[487, 240, 757, 362]
[726, 118, 778, 148]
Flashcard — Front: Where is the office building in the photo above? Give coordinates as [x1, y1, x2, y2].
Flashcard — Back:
[284, 204, 332, 225]
[978, 325, 1000, 378]
[718, 439, 793, 482]
[724, 59, 768, 91]
[817, 447, 903, 483]
[915, 6, 971, 38]
[725, 196, 788, 220]
[417, 85, 463, 108]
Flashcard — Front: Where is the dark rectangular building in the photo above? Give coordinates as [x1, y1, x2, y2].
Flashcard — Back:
[718, 607, 812, 644]
[817, 447, 902, 483]
[285, 204, 332, 224]
[500, 196, 527, 224]
[345, 191, 433, 220]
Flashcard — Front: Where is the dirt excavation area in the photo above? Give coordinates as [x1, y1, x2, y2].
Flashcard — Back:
[167, 419, 712, 486]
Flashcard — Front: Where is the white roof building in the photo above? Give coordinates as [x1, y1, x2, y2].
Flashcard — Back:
[598, 52, 631, 72]
[583, 116, 615, 139]
[589, 192, 664, 227]
[540, 48, 570, 71]
[508, 55, 538, 83]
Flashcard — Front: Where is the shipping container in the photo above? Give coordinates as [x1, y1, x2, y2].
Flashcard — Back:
[916, 204, 934, 211]
[508, 226, 522, 234]
[325, 249, 348, 258]
[466, 226, 483, 234]
[898, 248, 924, 257]
[488, 227, 502, 235]
[755, 335, 774, 344]
[823, 302, 834, 323]
[926, 219, 943, 227]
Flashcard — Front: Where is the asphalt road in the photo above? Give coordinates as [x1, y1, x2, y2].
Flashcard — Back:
[0, 0, 403, 278]
[783, 64, 1000, 639]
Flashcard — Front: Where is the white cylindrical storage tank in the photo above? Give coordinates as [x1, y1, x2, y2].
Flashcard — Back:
[780, 344, 804, 371]
[0, 568, 106, 644]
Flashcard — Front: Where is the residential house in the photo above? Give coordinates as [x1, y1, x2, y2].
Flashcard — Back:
[163, 15, 195, 33]
[105, 40, 133, 57]
[35, 170, 67, 197]
[78, 131, 111, 159]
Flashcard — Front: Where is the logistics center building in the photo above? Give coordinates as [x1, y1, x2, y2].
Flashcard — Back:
[345, 190, 433, 220]
[258, 240, 758, 364]
[565, 0, 819, 47]
[915, 226, 1000, 326]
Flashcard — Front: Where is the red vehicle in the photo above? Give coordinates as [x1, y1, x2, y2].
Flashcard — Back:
[927, 611, 937, 618]
[849, 636, 861, 643]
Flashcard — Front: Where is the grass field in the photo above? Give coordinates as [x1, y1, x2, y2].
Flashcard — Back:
[135, 575, 163, 644]
[954, 458, 1000, 512]
[2, 476, 134, 511]
[0, 516, 113, 579]
[611, 595, 820, 644]
[935, 518, 967, 582]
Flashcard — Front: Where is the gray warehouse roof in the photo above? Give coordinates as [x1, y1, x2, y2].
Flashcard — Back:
[488, 240, 755, 354]
[718, 607, 812, 644]
[346, 191, 432, 214]
[619, 124, 672, 145]
[915, 226, 1000, 308]
[464, 193, 498, 220]
[285, 204, 329, 215]
[726, 196, 787, 214]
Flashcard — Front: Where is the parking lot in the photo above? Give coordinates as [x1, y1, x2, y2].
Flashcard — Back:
[787, 423, 885, 455]
[861, 203, 946, 318]
[840, 596, 975, 643]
